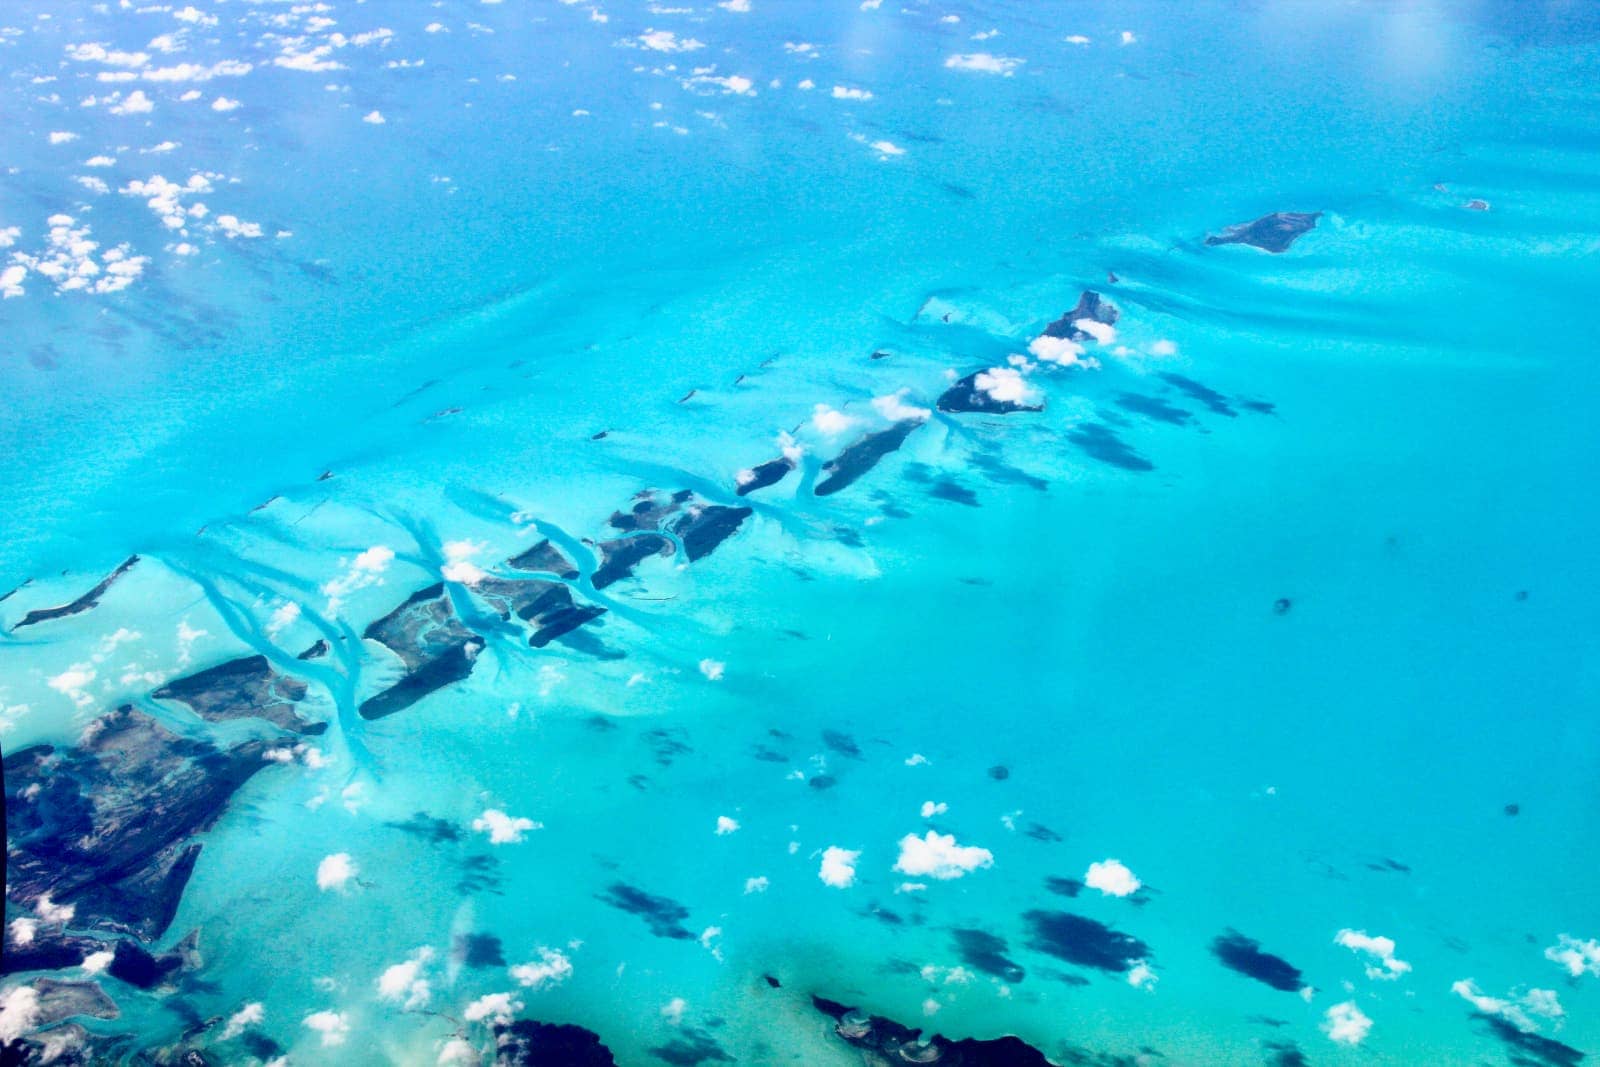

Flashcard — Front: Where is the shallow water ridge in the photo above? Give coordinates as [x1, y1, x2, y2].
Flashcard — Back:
[3, 1, 1599, 1065]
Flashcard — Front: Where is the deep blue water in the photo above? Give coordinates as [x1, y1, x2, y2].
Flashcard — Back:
[2, 2, 1598, 1065]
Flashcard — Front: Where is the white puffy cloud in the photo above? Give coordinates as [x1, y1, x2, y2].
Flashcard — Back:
[66, 43, 151, 67]
[871, 389, 930, 423]
[715, 816, 740, 835]
[1074, 318, 1116, 344]
[216, 214, 263, 239]
[212, 96, 240, 111]
[1452, 979, 1564, 1032]
[811, 404, 857, 436]
[944, 53, 1023, 75]
[1545, 934, 1600, 978]
[832, 85, 872, 100]
[322, 545, 395, 611]
[221, 1002, 263, 1040]
[1334, 929, 1410, 980]
[363, 110, 386, 125]
[920, 801, 947, 818]
[174, 6, 219, 27]
[1127, 959, 1158, 991]
[377, 947, 435, 1009]
[973, 366, 1040, 407]
[1084, 859, 1141, 897]
[510, 947, 573, 990]
[48, 663, 97, 707]
[472, 809, 542, 844]
[266, 601, 301, 637]
[303, 1010, 350, 1047]
[49, 131, 79, 145]
[464, 992, 523, 1026]
[34, 895, 75, 925]
[699, 658, 725, 681]
[1028, 334, 1099, 369]
[819, 846, 859, 888]
[1322, 1001, 1371, 1045]
[1065, 35, 1091, 45]
[893, 831, 993, 880]
[316, 852, 358, 892]
[743, 876, 769, 894]
[81, 950, 114, 974]
[0, 987, 42, 1044]
[110, 90, 154, 115]
[10, 215, 148, 297]
[638, 29, 703, 53]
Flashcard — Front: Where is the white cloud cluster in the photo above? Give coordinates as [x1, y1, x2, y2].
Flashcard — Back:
[221, 1002, 264, 1040]
[510, 947, 573, 990]
[811, 404, 857, 436]
[819, 846, 859, 888]
[715, 816, 740, 835]
[464, 991, 523, 1026]
[1084, 858, 1141, 897]
[472, 809, 542, 844]
[1322, 1001, 1371, 1045]
[638, 29, 703, 53]
[8, 215, 148, 298]
[1028, 334, 1099, 369]
[316, 852, 358, 892]
[871, 389, 930, 423]
[48, 663, 98, 707]
[322, 545, 395, 612]
[832, 85, 872, 100]
[944, 53, 1023, 75]
[0, 987, 42, 1045]
[699, 658, 725, 681]
[893, 831, 993, 880]
[1452, 979, 1564, 1033]
[1545, 934, 1600, 978]
[1334, 929, 1410, 980]
[377, 946, 435, 1009]
[973, 366, 1039, 407]
[303, 1010, 350, 1047]
[920, 801, 947, 818]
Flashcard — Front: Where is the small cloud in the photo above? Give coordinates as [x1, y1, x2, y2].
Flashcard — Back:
[1084, 859, 1141, 898]
[1335, 929, 1410, 980]
[920, 801, 947, 818]
[893, 831, 993, 880]
[363, 110, 386, 124]
[49, 131, 79, 144]
[1322, 1001, 1371, 1046]
[510, 947, 573, 990]
[699, 658, 725, 681]
[944, 53, 1023, 76]
[316, 852, 358, 892]
[303, 1010, 350, 1047]
[871, 389, 930, 423]
[715, 815, 740, 835]
[212, 96, 240, 111]
[819, 846, 860, 888]
[1545, 934, 1600, 978]
[376, 946, 435, 1010]
[832, 85, 873, 101]
[472, 809, 542, 844]
[743, 876, 769, 894]
[464, 992, 523, 1026]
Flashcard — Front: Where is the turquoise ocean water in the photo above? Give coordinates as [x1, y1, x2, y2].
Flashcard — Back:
[3, 1, 1598, 1064]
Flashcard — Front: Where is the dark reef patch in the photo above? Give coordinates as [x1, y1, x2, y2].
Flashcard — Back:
[453, 932, 507, 969]
[812, 995, 1053, 1065]
[1210, 931, 1303, 992]
[10, 555, 139, 630]
[1474, 1014, 1586, 1067]
[474, 577, 606, 648]
[1068, 423, 1154, 472]
[1042, 291, 1120, 343]
[598, 883, 694, 940]
[1115, 393, 1192, 426]
[493, 1020, 617, 1066]
[1204, 212, 1320, 253]
[816, 421, 922, 495]
[5, 707, 270, 942]
[822, 730, 862, 759]
[649, 1026, 732, 1066]
[952, 928, 1027, 983]
[506, 539, 580, 579]
[153, 655, 323, 735]
[386, 812, 462, 843]
[359, 583, 484, 720]
[736, 456, 795, 496]
[1023, 911, 1149, 974]
[1158, 373, 1237, 417]
[1264, 1040, 1310, 1067]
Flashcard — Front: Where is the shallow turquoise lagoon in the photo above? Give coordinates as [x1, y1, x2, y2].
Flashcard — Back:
[2, 2, 1598, 1065]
